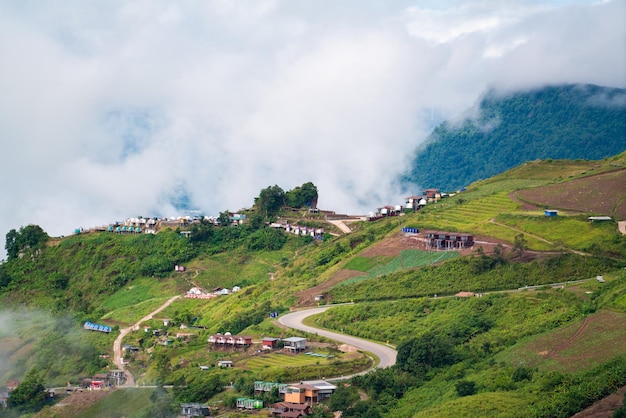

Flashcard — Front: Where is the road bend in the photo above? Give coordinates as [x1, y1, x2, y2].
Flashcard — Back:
[278, 306, 397, 378]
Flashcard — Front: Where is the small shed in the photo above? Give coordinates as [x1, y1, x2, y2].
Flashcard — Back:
[544, 210, 558, 217]
[218, 360, 233, 368]
[262, 337, 280, 350]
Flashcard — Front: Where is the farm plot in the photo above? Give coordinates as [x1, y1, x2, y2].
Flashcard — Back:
[499, 310, 626, 373]
[515, 169, 626, 218]
[339, 249, 459, 286]
[240, 352, 334, 370]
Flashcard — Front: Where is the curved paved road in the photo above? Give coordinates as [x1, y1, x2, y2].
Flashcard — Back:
[278, 306, 397, 371]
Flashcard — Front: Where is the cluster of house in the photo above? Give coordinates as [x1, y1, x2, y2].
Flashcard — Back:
[269, 222, 325, 239]
[367, 188, 455, 221]
[78, 211, 245, 236]
[185, 285, 241, 299]
[206, 335, 307, 354]
[258, 337, 307, 353]
[179, 378, 337, 417]
[258, 380, 337, 417]
[208, 333, 253, 348]
[227, 380, 338, 416]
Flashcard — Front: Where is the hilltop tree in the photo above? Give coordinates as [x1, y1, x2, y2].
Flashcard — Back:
[217, 210, 231, 226]
[254, 185, 285, 219]
[5, 224, 48, 260]
[285, 182, 318, 208]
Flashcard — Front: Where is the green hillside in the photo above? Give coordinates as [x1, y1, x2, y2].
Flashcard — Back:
[1, 156, 626, 417]
[403, 84, 626, 191]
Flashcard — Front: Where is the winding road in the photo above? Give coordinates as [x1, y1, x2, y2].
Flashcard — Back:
[279, 306, 397, 373]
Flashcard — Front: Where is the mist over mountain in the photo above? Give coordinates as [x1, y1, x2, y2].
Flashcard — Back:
[402, 84, 626, 191]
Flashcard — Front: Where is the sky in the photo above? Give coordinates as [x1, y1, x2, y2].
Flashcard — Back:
[0, 0, 624, 248]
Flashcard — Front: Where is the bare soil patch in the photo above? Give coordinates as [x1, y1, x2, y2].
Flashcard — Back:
[515, 169, 626, 219]
[360, 233, 423, 257]
[35, 390, 114, 418]
[296, 269, 364, 306]
[571, 385, 626, 418]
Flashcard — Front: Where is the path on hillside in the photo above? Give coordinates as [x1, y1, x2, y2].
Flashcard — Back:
[488, 218, 588, 256]
[327, 219, 352, 234]
[113, 295, 181, 386]
[548, 316, 591, 359]
[279, 306, 397, 379]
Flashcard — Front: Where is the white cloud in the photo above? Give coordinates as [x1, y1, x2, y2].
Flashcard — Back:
[0, 0, 624, 251]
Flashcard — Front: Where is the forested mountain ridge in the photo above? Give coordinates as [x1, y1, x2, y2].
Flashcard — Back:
[403, 84, 626, 191]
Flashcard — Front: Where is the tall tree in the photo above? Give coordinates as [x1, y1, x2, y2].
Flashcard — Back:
[7, 369, 46, 412]
[5, 225, 48, 260]
[255, 185, 285, 219]
[513, 233, 528, 259]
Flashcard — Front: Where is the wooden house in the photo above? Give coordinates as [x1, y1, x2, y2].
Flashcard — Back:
[424, 231, 474, 249]
[423, 188, 441, 201]
[208, 333, 252, 348]
[236, 398, 263, 410]
[284, 382, 337, 405]
[5, 379, 19, 392]
[180, 402, 210, 417]
[406, 196, 427, 210]
[270, 402, 312, 417]
[254, 381, 288, 395]
[283, 337, 307, 353]
[262, 337, 280, 350]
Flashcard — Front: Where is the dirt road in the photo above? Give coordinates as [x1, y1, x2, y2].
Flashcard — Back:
[327, 220, 352, 234]
[113, 295, 181, 386]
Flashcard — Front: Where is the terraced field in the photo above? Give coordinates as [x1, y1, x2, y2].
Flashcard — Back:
[339, 249, 460, 287]
[417, 192, 521, 232]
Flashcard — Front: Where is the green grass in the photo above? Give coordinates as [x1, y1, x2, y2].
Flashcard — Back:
[495, 214, 625, 255]
[242, 353, 333, 370]
[80, 387, 159, 418]
[406, 391, 528, 418]
[344, 255, 393, 272]
[102, 297, 172, 324]
[100, 277, 176, 311]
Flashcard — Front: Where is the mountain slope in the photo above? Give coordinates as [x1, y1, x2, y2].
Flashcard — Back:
[403, 84, 626, 191]
[1, 154, 626, 417]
